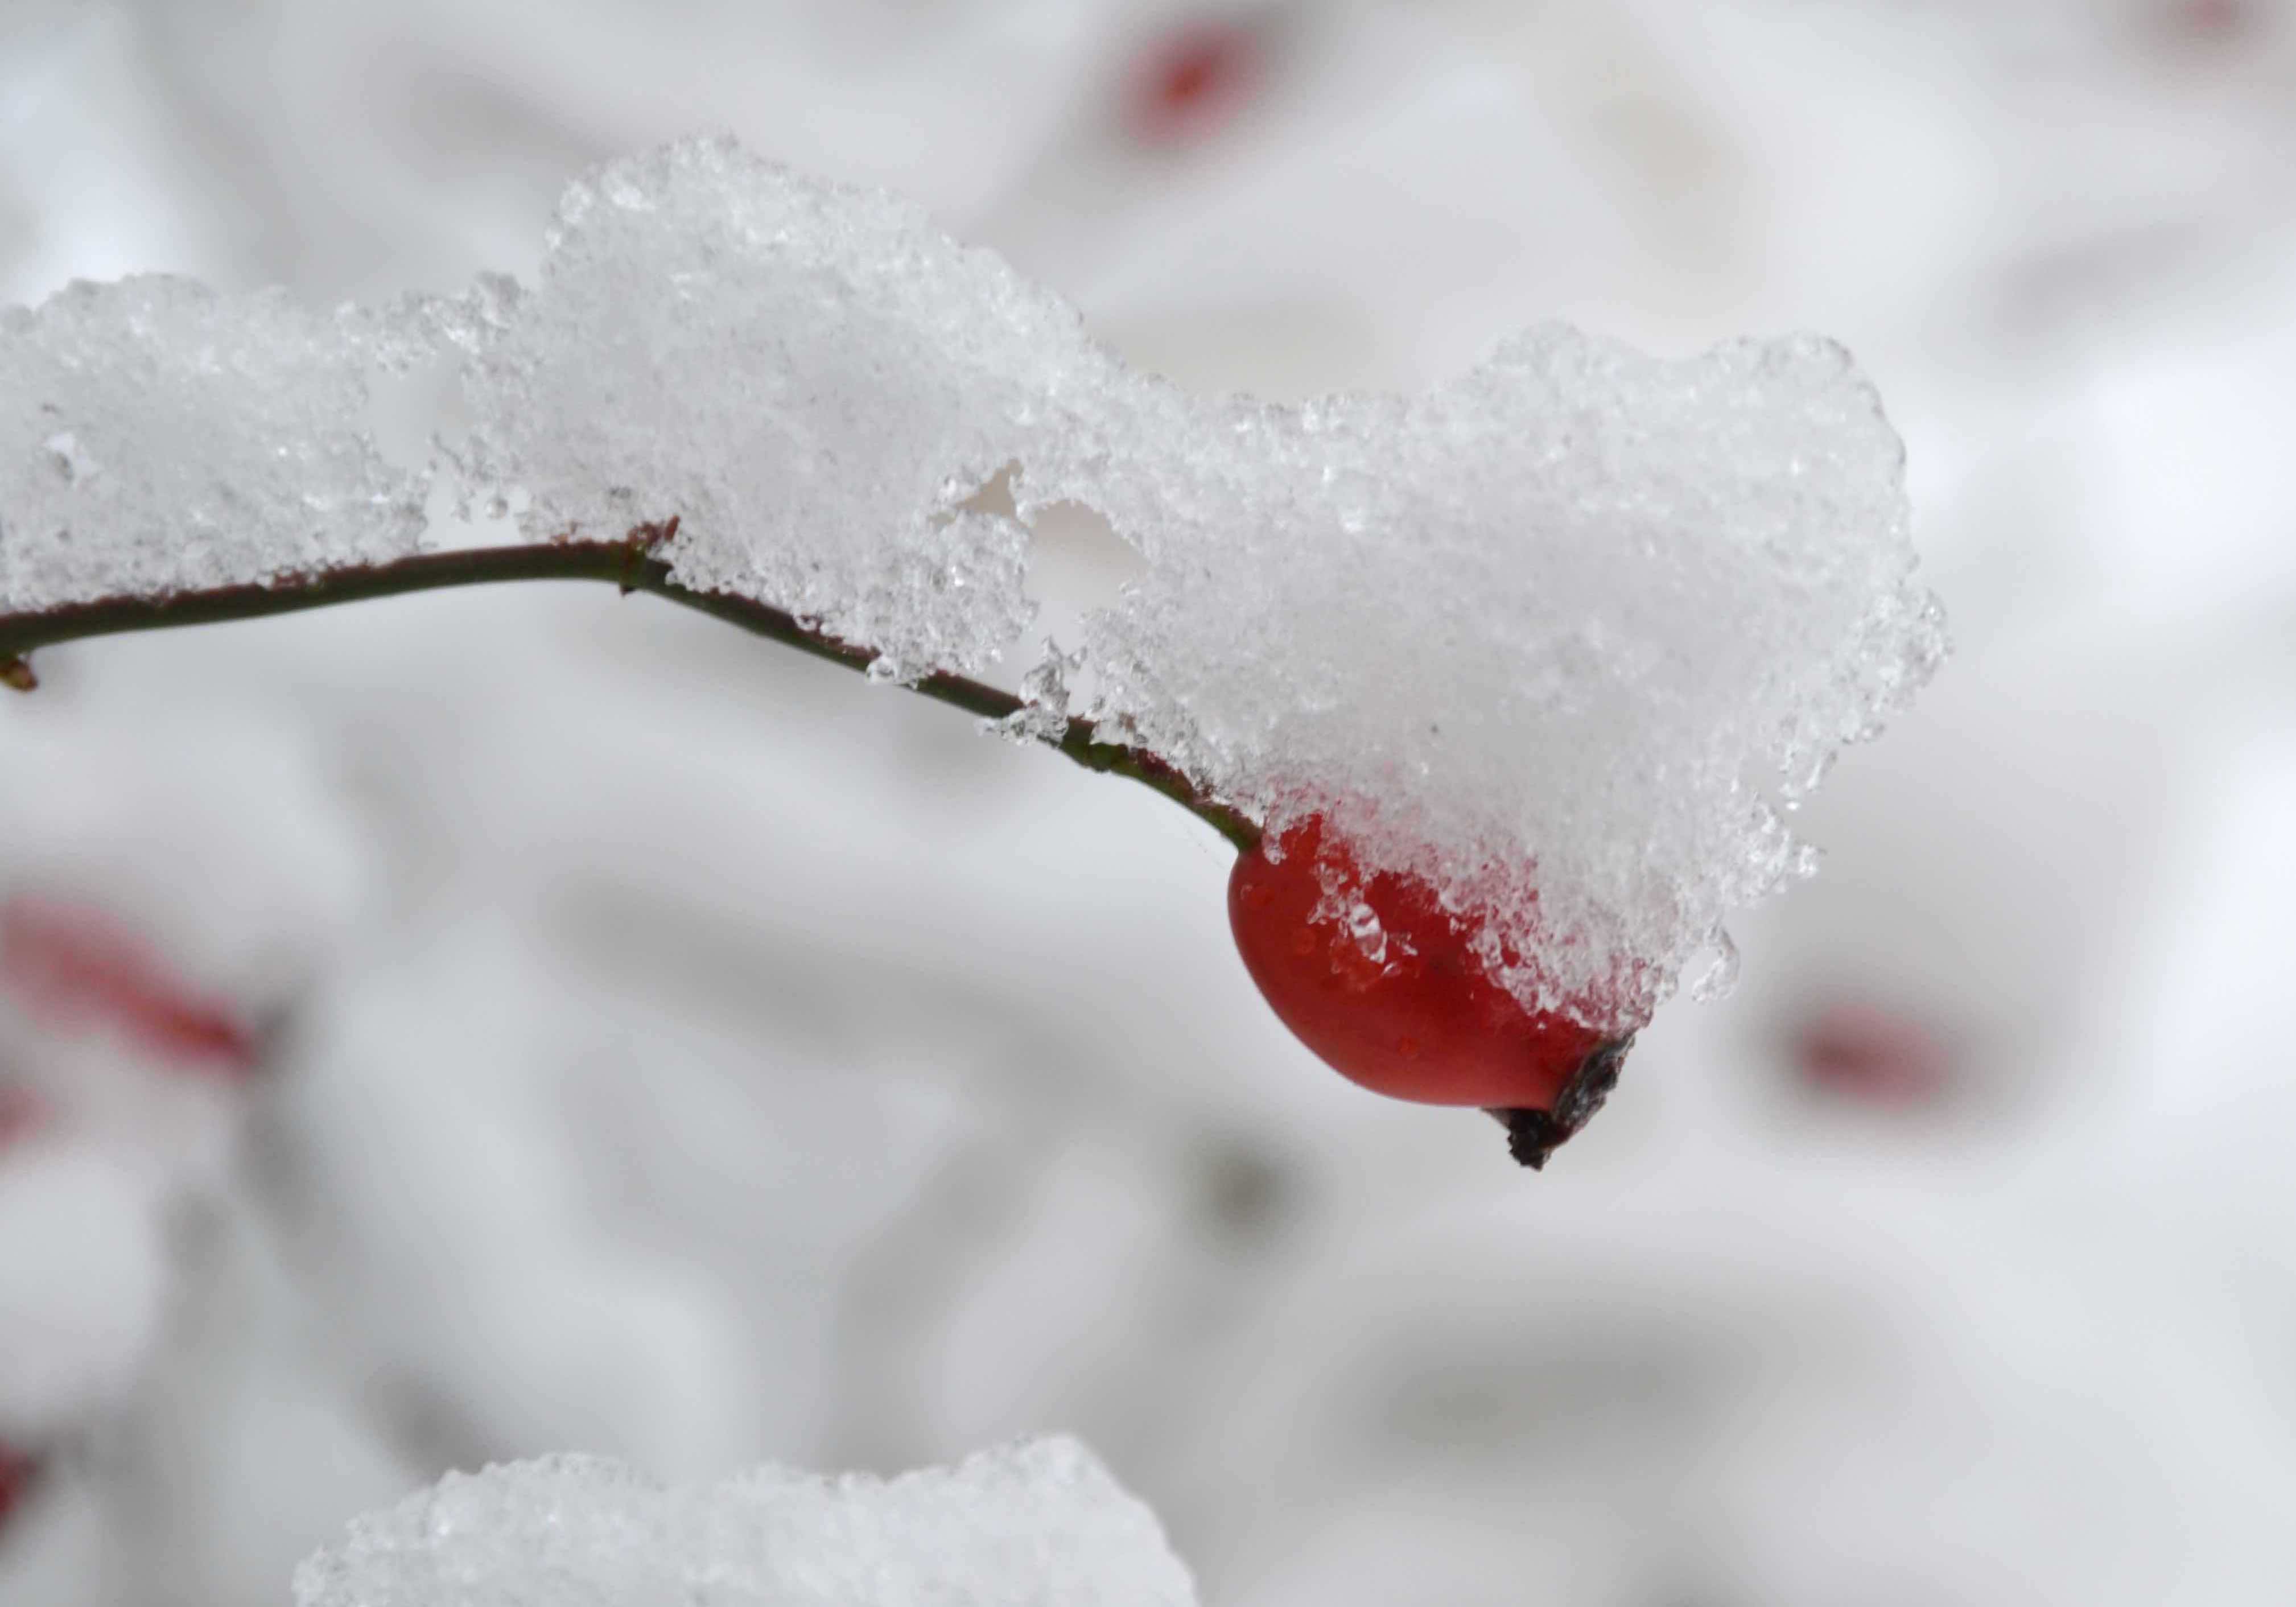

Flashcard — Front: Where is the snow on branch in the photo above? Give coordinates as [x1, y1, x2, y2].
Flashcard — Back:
[0, 135, 1943, 1026]
[291, 1436, 1198, 1607]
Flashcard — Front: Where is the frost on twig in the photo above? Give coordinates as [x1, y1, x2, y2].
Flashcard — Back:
[0, 135, 1942, 1026]
[291, 1435, 1198, 1607]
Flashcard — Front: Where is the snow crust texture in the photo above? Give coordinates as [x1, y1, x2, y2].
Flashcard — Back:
[289, 1435, 1199, 1607]
[431, 139, 1093, 680]
[0, 277, 428, 610]
[0, 135, 1941, 1025]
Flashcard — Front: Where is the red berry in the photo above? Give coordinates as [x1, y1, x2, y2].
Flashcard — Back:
[1794, 999, 1950, 1107]
[1227, 815, 1634, 1166]
[0, 1442, 36, 1531]
[1128, 19, 1259, 146]
[0, 896, 258, 1076]
[0, 1085, 41, 1149]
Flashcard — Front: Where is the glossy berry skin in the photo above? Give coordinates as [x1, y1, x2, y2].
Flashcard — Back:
[1229, 817, 1630, 1163]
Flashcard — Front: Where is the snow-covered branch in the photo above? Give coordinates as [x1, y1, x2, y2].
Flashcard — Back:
[1, 134, 1941, 1029]
[0, 529, 1263, 852]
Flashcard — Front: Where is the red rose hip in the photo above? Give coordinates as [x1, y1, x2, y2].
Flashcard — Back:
[1227, 815, 1634, 1167]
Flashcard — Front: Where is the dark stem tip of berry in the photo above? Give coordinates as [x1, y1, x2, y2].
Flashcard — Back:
[1486, 1033, 1635, 1171]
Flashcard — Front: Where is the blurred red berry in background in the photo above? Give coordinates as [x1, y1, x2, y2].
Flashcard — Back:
[0, 1443, 36, 1534]
[1794, 998, 1952, 1108]
[1, 895, 257, 1077]
[0, 1085, 42, 1149]
[1129, 15, 1262, 146]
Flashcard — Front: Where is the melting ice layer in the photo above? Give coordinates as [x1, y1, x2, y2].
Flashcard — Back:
[290, 1435, 1198, 1607]
[0, 136, 1943, 1027]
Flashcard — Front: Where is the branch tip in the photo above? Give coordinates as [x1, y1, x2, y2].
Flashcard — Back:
[0, 657, 34, 693]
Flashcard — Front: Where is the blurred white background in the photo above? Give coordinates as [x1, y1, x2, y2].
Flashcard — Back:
[3, 1, 2295, 1602]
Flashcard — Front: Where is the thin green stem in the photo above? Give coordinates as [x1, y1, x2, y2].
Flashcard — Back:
[0, 526, 1261, 853]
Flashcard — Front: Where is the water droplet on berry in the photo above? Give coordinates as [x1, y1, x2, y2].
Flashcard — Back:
[1345, 900, 1386, 962]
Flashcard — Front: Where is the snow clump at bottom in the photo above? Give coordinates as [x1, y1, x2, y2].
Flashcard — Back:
[289, 1434, 1198, 1607]
[0, 135, 1941, 1029]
